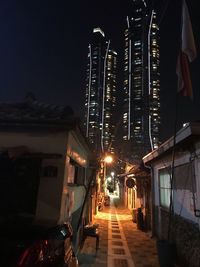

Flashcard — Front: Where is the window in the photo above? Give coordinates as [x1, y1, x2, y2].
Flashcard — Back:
[68, 158, 85, 185]
[159, 168, 171, 208]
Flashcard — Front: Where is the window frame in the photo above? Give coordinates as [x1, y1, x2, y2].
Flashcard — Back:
[158, 167, 171, 209]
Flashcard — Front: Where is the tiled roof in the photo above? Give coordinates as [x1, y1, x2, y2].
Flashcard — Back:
[0, 94, 75, 124]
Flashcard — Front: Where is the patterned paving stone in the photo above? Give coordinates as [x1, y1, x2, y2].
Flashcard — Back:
[112, 234, 121, 238]
[78, 196, 159, 267]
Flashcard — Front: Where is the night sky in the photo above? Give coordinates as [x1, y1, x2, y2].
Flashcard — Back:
[0, 0, 199, 142]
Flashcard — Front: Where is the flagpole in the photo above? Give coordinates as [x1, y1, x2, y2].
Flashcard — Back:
[167, 0, 183, 241]
[167, 72, 186, 240]
[168, 0, 194, 243]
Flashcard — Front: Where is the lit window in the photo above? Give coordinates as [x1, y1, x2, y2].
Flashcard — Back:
[159, 168, 171, 209]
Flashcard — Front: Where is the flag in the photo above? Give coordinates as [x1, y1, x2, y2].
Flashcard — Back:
[176, 0, 197, 98]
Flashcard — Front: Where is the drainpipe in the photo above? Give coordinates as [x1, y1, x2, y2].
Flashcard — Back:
[144, 161, 155, 237]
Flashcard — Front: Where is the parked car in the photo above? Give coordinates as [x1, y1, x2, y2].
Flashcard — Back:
[0, 214, 79, 267]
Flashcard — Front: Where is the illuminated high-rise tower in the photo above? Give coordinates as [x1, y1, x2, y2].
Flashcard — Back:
[84, 28, 117, 156]
[122, 0, 160, 161]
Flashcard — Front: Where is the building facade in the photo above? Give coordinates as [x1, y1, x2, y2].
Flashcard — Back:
[143, 122, 200, 267]
[122, 0, 160, 161]
[0, 97, 95, 253]
[84, 28, 117, 156]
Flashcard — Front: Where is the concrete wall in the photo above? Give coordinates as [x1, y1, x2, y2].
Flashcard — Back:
[0, 130, 68, 225]
[67, 131, 90, 167]
[36, 157, 66, 225]
[171, 215, 200, 267]
[0, 127, 92, 233]
[151, 142, 200, 266]
[0, 130, 67, 154]
[152, 148, 200, 235]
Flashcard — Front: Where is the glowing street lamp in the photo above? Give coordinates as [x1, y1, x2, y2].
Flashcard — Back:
[101, 154, 113, 193]
[107, 176, 112, 182]
[104, 155, 113, 164]
[111, 171, 115, 177]
[110, 171, 115, 191]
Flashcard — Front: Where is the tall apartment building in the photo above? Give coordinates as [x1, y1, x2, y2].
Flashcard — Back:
[122, 0, 160, 161]
[84, 28, 117, 156]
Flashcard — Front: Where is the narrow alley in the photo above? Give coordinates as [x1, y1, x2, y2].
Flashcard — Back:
[78, 195, 160, 267]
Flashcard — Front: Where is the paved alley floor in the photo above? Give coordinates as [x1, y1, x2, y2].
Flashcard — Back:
[77, 196, 160, 267]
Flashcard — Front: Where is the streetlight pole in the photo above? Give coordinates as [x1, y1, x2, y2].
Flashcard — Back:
[103, 155, 113, 193]
[111, 171, 115, 191]
[102, 161, 106, 193]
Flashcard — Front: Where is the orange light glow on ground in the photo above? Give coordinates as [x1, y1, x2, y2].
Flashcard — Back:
[94, 195, 132, 221]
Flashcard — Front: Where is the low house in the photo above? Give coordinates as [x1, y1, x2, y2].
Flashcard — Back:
[143, 122, 200, 267]
[118, 162, 151, 230]
[0, 96, 95, 253]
